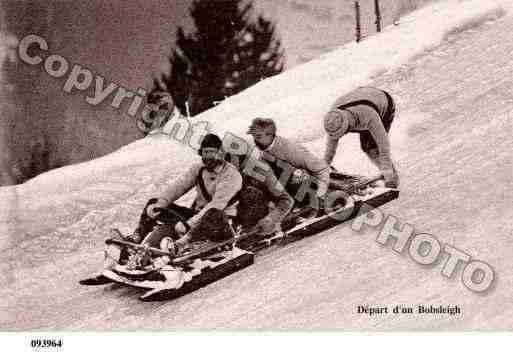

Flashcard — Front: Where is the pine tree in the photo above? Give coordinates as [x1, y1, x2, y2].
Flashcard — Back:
[153, 0, 285, 117]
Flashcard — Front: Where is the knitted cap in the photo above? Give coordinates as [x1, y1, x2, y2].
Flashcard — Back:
[323, 109, 349, 138]
[200, 133, 223, 151]
[148, 91, 173, 104]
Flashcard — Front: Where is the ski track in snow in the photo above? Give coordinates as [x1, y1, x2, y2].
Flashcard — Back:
[2, 4, 513, 330]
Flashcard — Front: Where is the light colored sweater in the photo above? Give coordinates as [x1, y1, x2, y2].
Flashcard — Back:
[161, 161, 242, 227]
[262, 135, 330, 197]
[324, 87, 394, 178]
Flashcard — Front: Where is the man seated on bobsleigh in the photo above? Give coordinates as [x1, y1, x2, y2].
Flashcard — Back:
[246, 117, 334, 216]
[126, 133, 241, 254]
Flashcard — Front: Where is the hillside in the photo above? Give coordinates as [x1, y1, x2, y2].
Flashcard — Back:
[1, 0, 512, 330]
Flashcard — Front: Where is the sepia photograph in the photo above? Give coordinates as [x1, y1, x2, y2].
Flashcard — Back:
[1, 0, 512, 349]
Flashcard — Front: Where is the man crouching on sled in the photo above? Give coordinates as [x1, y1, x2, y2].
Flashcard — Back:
[323, 86, 399, 188]
[128, 133, 293, 257]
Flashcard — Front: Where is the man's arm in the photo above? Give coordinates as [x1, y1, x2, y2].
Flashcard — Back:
[160, 164, 200, 204]
[313, 166, 331, 198]
[296, 143, 329, 174]
[262, 171, 294, 224]
[324, 137, 339, 165]
[294, 141, 331, 198]
[187, 166, 243, 227]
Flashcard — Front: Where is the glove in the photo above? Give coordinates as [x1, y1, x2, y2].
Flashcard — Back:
[383, 169, 399, 189]
[174, 221, 188, 236]
[256, 216, 278, 235]
[146, 198, 168, 219]
[126, 231, 142, 244]
[291, 169, 308, 185]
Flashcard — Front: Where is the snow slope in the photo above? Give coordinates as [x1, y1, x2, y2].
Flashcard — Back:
[1, 0, 513, 330]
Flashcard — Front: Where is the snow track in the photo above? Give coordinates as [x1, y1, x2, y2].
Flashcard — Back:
[2, 1, 513, 329]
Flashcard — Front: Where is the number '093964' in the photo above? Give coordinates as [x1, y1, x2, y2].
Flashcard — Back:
[30, 339, 63, 348]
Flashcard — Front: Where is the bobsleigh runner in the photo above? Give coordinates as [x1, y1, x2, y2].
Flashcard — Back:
[80, 174, 399, 301]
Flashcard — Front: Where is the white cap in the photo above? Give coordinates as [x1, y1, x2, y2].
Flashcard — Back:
[323, 109, 349, 138]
